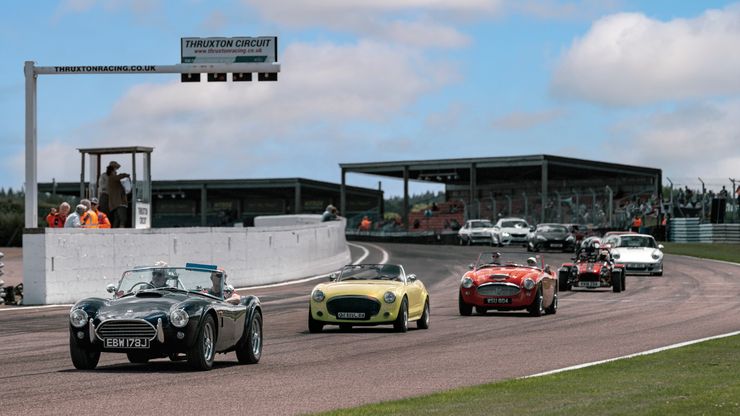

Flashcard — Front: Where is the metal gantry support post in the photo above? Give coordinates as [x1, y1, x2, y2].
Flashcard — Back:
[605, 186, 613, 227]
[340, 168, 346, 219]
[24, 62, 38, 227]
[469, 163, 477, 219]
[698, 177, 706, 221]
[504, 195, 512, 217]
[522, 192, 528, 223]
[294, 182, 302, 214]
[541, 160, 548, 224]
[402, 166, 409, 231]
[554, 191, 562, 223]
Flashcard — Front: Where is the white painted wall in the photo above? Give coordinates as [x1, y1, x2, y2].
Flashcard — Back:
[22, 216, 350, 305]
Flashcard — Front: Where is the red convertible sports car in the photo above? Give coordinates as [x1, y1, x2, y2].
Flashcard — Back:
[459, 252, 558, 317]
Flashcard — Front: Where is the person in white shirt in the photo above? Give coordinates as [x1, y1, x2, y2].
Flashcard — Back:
[64, 204, 87, 228]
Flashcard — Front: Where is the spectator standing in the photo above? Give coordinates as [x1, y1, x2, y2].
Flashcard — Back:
[97, 163, 117, 214]
[321, 205, 338, 222]
[64, 204, 87, 228]
[46, 202, 71, 228]
[90, 197, 111, 228]
[359, 216, 372, 231]
[630, 215, 642, 233]
[79, 198, 99, 228]
[107, 161, 130, 228]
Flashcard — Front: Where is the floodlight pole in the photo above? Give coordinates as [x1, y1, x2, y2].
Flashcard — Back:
[23, 60, 280, 228]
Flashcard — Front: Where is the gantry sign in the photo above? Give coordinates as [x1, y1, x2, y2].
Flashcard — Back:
[24, 36, 280, 227]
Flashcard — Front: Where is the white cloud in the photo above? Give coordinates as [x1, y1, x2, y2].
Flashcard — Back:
[240, 0, 500, 48]
[491, 108, 565, 130]
[25, 41, 456, 184]
[608, 101, 740, 182]
[552, 5, 740, 106]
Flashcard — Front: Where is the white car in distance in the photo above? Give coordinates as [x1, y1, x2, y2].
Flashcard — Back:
[458, 219, 510, 246]
[494, 217, 530, 247]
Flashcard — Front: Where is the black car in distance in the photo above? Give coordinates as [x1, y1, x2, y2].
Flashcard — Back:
[527, 223, 576, 252]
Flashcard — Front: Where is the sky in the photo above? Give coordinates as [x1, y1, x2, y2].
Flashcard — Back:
[1, 0, 739, 197]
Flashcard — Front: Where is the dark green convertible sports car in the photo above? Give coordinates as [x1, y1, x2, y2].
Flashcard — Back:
[68, 263, 262, 371]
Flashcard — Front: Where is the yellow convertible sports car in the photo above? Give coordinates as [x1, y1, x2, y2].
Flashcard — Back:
[308, 264, 430, 333]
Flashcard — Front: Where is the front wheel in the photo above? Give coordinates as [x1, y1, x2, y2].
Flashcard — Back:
[612, 271, 623, 293]
[187, 314, 216, 371]
[416, 299, 430, 329]
[236, 310, 262, 364]
[393, 298, 409, 332]
[69, 334, 100, 370]
[558, 269, 571, 291]
[308, 309, 324, 333]
[458, 292, 473, 316]
[528, 287, 544, 317]
[545, 293, 558, 315]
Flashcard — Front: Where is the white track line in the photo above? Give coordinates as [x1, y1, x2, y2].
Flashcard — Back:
[522, 330, 740, 379]
[0, 243, 388, 311]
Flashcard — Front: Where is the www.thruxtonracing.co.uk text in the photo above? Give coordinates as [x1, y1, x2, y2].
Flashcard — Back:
[53, 65, 157, 73]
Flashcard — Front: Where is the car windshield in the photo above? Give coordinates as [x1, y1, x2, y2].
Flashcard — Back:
[538, 225, 567, 233]
[500, 220, 528, 228]
[471, 221, 493, 228]
[474, 252, 542, 269]
[338, 264, 403, 281]
[117, 267, 223, 298]
[617, 236, 657, 248]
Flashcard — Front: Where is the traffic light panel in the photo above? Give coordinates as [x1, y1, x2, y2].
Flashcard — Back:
[181, 73, 201, 82]
[208, 73, 227, 82]
[233, 73, 252, 82]
[258, 72, 278, 82]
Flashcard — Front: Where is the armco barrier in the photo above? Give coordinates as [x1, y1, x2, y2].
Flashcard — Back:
[22, 216, 350, 305]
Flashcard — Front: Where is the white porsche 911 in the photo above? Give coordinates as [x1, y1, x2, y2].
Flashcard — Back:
[604, 233, 664, 276]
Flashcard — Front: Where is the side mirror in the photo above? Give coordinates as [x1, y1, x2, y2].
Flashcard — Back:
[658, 244, 664, 249]
[329, 272, 338, 281]
[407, 274, 417, 282]
[106, 283, 117, 293]
[468, 263, 475, 270]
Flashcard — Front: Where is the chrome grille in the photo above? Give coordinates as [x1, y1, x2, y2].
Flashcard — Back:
[96, 319, 156, 340]
[477, 284, 519, 297]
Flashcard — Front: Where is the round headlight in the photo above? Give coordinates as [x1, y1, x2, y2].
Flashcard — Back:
[523, 278, 535, 290]
[566, 235, 575, 242]
[537, 235, 547, 242]
[461, 276, 474, 289]
[383, 291, 396, 304]
[312, 289, 325, 303]
[70, 308, 88, 328]
[651, 250, 661, 260]
[502, 232, 510, 237]
[612, 252, 620, 259]
[170, 309, 189, 328]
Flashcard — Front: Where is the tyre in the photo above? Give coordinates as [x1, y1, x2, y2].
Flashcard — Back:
[475, 306, 488, 315]
[393, 298, 409, 332]
[236, 309, 262, 364]
[528, 287, 544, 317]
[458, 292, 473, 316]
[187, 314, 216, 371]
[168, 353, 184, 362]
[558, 269, 571, 292]
[458, 236, 464, 246]
[526, 243, 532, 252]
[339, 324, 352, 332]
[416, 299, 430, 329]
[308, 308, 324, 333]
[466, 237, 471, 246]
[545, 293, 558, 315]
[653, 271, 663, 276]
[612, 271, 623, 293]
[126, 352, 149, 364]
[69, 334, 100, 370]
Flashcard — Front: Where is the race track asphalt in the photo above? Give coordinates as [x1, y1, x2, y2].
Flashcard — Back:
[0, 242, 739, 415]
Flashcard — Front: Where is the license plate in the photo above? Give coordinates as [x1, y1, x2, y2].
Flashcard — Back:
[104, 338, 150, 349]
[629, 264, 646, 269]
[550, 243, 562, 248]
[485, 297, 512, 304]
[579, 281, 600, 288]
[337, 312, 365, 319]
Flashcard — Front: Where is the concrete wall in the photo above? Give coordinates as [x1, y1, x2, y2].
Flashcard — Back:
[22, 216, 350, 305]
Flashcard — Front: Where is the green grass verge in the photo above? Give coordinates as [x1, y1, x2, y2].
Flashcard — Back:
[661, 243, 740, 264]
[315, 335, 740, 416]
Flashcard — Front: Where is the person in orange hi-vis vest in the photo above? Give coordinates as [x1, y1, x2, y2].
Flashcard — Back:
[90, 197, 111, 228]
[79, 198, 99, 228]
[631, 215, 642, 233]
